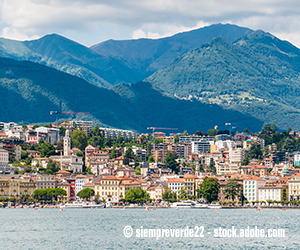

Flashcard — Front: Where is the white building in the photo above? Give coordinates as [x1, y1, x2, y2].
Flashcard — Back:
[166, 178, 184, 197]
[229, 148, 246, 164]
[216, 140, 236, 151]
[75, 175, 89, 198]
[258, 183, 282, 202]
[243, 176, 266, 202]
[0, 149, 9, 167]
[3, 122, 26, 141]
[35, 127, 59, 145]
[294, 152, 300, 167]
[100, 128, 137, 140]
[192, 140, 211, 154]
[215, 161, 239, 175]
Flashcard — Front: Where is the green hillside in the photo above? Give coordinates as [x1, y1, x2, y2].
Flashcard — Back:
[0, 57, 263, 133]
[145, 30, 300, 130]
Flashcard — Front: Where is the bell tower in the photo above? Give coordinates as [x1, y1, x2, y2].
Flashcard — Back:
[63, 129, 71, 156]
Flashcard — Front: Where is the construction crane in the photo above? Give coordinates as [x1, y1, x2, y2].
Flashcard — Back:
[50, 110, 90, 144]
[147, 127, 178, 132]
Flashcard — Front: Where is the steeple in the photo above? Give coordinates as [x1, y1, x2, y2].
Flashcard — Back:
[63, 129, 71, 156]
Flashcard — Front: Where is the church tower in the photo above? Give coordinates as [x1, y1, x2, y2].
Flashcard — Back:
[63, 129, 71, 156]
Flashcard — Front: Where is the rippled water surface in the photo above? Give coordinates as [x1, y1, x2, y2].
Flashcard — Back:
[0, 208, 299, 249]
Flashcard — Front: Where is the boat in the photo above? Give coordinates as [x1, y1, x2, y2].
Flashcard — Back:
[60, 202, 104, 209]
[193, 202, 208, 209]
[170, 201, 194, 209]
[207, 204, 222, 209]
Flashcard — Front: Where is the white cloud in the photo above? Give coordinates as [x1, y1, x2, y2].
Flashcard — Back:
[0, 0, 300, 47]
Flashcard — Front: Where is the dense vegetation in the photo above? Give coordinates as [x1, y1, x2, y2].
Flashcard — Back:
[0, 57, 263, 133]
[146, 30, 300, 130]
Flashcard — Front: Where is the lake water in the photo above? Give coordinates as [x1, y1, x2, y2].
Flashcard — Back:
[0, 208, 298, 249]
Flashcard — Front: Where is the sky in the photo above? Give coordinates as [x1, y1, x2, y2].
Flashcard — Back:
[1, 0, 300, 48]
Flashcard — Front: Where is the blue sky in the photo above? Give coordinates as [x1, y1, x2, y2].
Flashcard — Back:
[1, 0, 300, 47]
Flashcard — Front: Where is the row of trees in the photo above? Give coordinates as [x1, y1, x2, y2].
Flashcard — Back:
[33, 188, 67, 201]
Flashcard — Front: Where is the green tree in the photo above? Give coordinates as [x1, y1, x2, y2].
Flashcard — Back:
[40, 142, 57, 157]
[125, 147, 135, 159]
[282, 137, 295, 152]
[178, 187, 187, 200]
[71, 130, 88, 151]
[47, 159, 60, 173]
[77, 188, 95, 200]
[148, 155, 155, 163]
[135, 166, 141, 175]
[261, 123, 277, 134]
[282, 187, 286, 201]
[154, 138, 163, 144]
[174, 134, 179, 143]
[223, 178, 242, 201]
[110, 147, 117, 159]
[162, 187, 177, 202]
[32, 124, 39, 130]
[199, 177, 220, 203]
[165, 152, 179, 173]
[206, 129, 218, 137]
[242, 142, 263, 165]
[125, 187, 149, 203]
[208, 158, 216, 173]
[59, 126, 66, 137]
[182, 130, 188, 136]
[54, 187, 67, 200]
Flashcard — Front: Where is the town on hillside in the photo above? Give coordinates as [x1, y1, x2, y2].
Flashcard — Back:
[0, 121, 300, 207]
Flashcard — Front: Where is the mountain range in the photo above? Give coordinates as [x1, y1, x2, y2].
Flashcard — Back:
[145, 30, 300, 130]
[0, 23, 300, 131]
[0, 57, 263, 133]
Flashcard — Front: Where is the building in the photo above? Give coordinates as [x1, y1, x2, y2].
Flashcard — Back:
[229, 148, 246, 164]
[288, 173, 300, 201]
[57, 182, 71, 202]
[0, 149, 9, 167]
[35, 127, 59, 145]
[75, 175, 89, 198]
[243, 176, 266, 202]
[36, 174, 56, 190]
[167, 178, 184, 197]
[192, 140, 211, 154]
[0, 176, 36, 198]
[294, 152, 300, 166]
[215, 160, 239, 175]
[63, 130, 71, 156]
[163, 136, 175, 144]
[100, 128, 137, 140]
[183, 174, 199, 197]
[258, 179, 288, 202]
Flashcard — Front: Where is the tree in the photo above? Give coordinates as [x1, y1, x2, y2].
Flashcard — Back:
[125, 148, 135, 159]
[54, 187, 67, 200]
[242, 142, 263, 165]
[165, 152, 179, 173]
[110, 147, 117, 159]
[208, 158, 216, 173]
[243, 128, 251, 134]
[199, 177, 219, 203]
[125, 187, 149, 203]
[173, 134, 179, 143]
[59, 126, 66, 137]
[32, 124, 39, 130]
[206, 129, 218, 137]
[282, 187, 286, 201]
[162, 187, 177, 202]
[182, 130, 188, 136]
[40, 142, 57, 157]
[71, 130, 88, 151]
[148, 155, 155, 163]
[223, 179, 242, 202]
[47, 159, 60, 173]
[154, 138, 163, 144]
[195, 131, 203, 136]
[77, 188, 95, 200]
[135, 166, 141, 175]
[261, 123, 277, 134]
[178, 187, 187, 200]
[282, 137, 294, 152]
